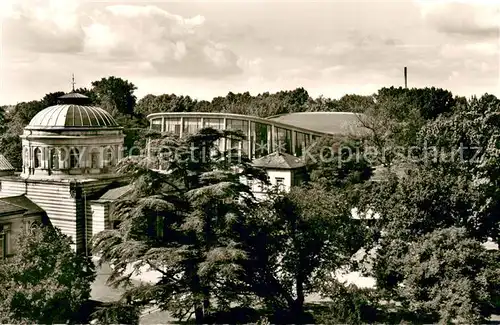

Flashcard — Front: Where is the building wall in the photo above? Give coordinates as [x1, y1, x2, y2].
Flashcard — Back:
[0, 177, 121, 253]
[90, 202, 109, 238]
[0, 214, 41, 257]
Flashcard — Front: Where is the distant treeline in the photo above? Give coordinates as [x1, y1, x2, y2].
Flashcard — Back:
[0, 75, 471, 169]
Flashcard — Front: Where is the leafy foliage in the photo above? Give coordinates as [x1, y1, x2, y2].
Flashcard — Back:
[399, 227, 500, 324]
[91, 76, 137, 116]
[317, 280, 378, 324]
[0, 226, 95, 324]
[91, 302, 140, 325]
[240, 186, 366, 316]
[305, 135, 373, 190]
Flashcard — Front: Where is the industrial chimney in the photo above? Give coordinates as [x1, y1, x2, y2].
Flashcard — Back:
[404, 67, 408, 88]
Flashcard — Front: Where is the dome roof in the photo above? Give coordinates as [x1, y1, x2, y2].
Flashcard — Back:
[25, 92, 119, 130]
[26, 104, 118, 129]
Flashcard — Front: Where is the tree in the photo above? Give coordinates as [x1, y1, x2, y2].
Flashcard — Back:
[337, 94, 375, 113]
[0, 106, 6, 134]
[74, 87, 99, 104]
[399, 227, 500, 324]
[0, 133, 22, 170]
[417, 93, 500, 243]
[239, 186, 366, 320]
[91, 76, 137, 116]
[92, 128, 268, 323]
[375, 86, 456, 120]
[0, 226, 95, 324]
[305, 135, 373, 190]
[41, 91, 65, 107]
[6, 100, 45, 134]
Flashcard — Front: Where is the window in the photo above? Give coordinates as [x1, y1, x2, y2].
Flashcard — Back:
[104, 148, 114, 167]
[203, 118, 224, 130]
[151, 119, 162, 131]
[0, 224, 9, 259]
[69, 148, 80, 168]
[90, 149, 100, 169]
[276, 128, 292, 154]
[253, 123, 270, 158]
[50, 149, 59, 169]
[226, 119, 249, 154]
[163, 118, 181, 135]
[295, 132, 306, 156]
[183, 117, 202, 134]
[275, 177, 285, 190]
[34, 147, 42, 168]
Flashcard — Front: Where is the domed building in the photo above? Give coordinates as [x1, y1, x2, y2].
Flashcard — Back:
[21, 93, 124, 179]
[0, 92, 128, 255]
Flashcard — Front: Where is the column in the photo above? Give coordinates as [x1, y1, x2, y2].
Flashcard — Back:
[179, 117, 184, 138]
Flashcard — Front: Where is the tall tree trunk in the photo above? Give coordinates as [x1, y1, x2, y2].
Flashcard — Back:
[203, 285, 210, 313]
[188, 262, 205, 323]
[194, 302, 204, 324]
[293, 273, 305, 316]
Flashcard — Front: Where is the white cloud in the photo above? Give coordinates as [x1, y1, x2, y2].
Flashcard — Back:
[416, 0, 500, 38]
[2, 1, 243, 77]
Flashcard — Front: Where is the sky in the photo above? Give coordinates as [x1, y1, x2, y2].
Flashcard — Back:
[0, 0, 499, 105]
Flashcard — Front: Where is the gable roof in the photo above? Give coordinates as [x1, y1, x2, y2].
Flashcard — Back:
[0, 195, 45, 217]
[252, 152, 305, 170]
[0, 154, 14, 171]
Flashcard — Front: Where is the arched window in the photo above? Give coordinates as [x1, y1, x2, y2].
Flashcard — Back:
[69, 148, 80, 168]
[104, 147, 114, 167]
[50, 149, 59, 170]
[34, 148, 42, 168]
[90, 148, 100, 169]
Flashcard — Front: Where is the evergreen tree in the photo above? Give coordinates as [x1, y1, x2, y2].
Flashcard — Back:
[92, 128, 267, 323]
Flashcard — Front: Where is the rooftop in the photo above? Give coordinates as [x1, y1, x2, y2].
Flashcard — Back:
[26, 104, 119, 129]
[58, 92, 89, 100]
[97, 185, 134, 202]
[0, 154, 14, 171]
[268, 112, 368, 136]
[252, 152, 305, 170]
[0, 195, 45, 217]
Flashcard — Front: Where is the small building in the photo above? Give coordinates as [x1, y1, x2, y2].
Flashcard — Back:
[249, 151, 307, 198]
[89, 185, 134, 237]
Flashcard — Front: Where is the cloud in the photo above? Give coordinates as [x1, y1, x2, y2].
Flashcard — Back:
[2, 1, 243, 78]
[416, 0, 500, 38]
[2, 0, 84, 53]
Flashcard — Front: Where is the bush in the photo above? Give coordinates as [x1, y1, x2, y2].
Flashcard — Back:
[316, 279, 378, 324]
[91, 302, 140, 325]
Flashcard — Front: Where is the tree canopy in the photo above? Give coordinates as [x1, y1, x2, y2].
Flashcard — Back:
[0, 226, 95, 324]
